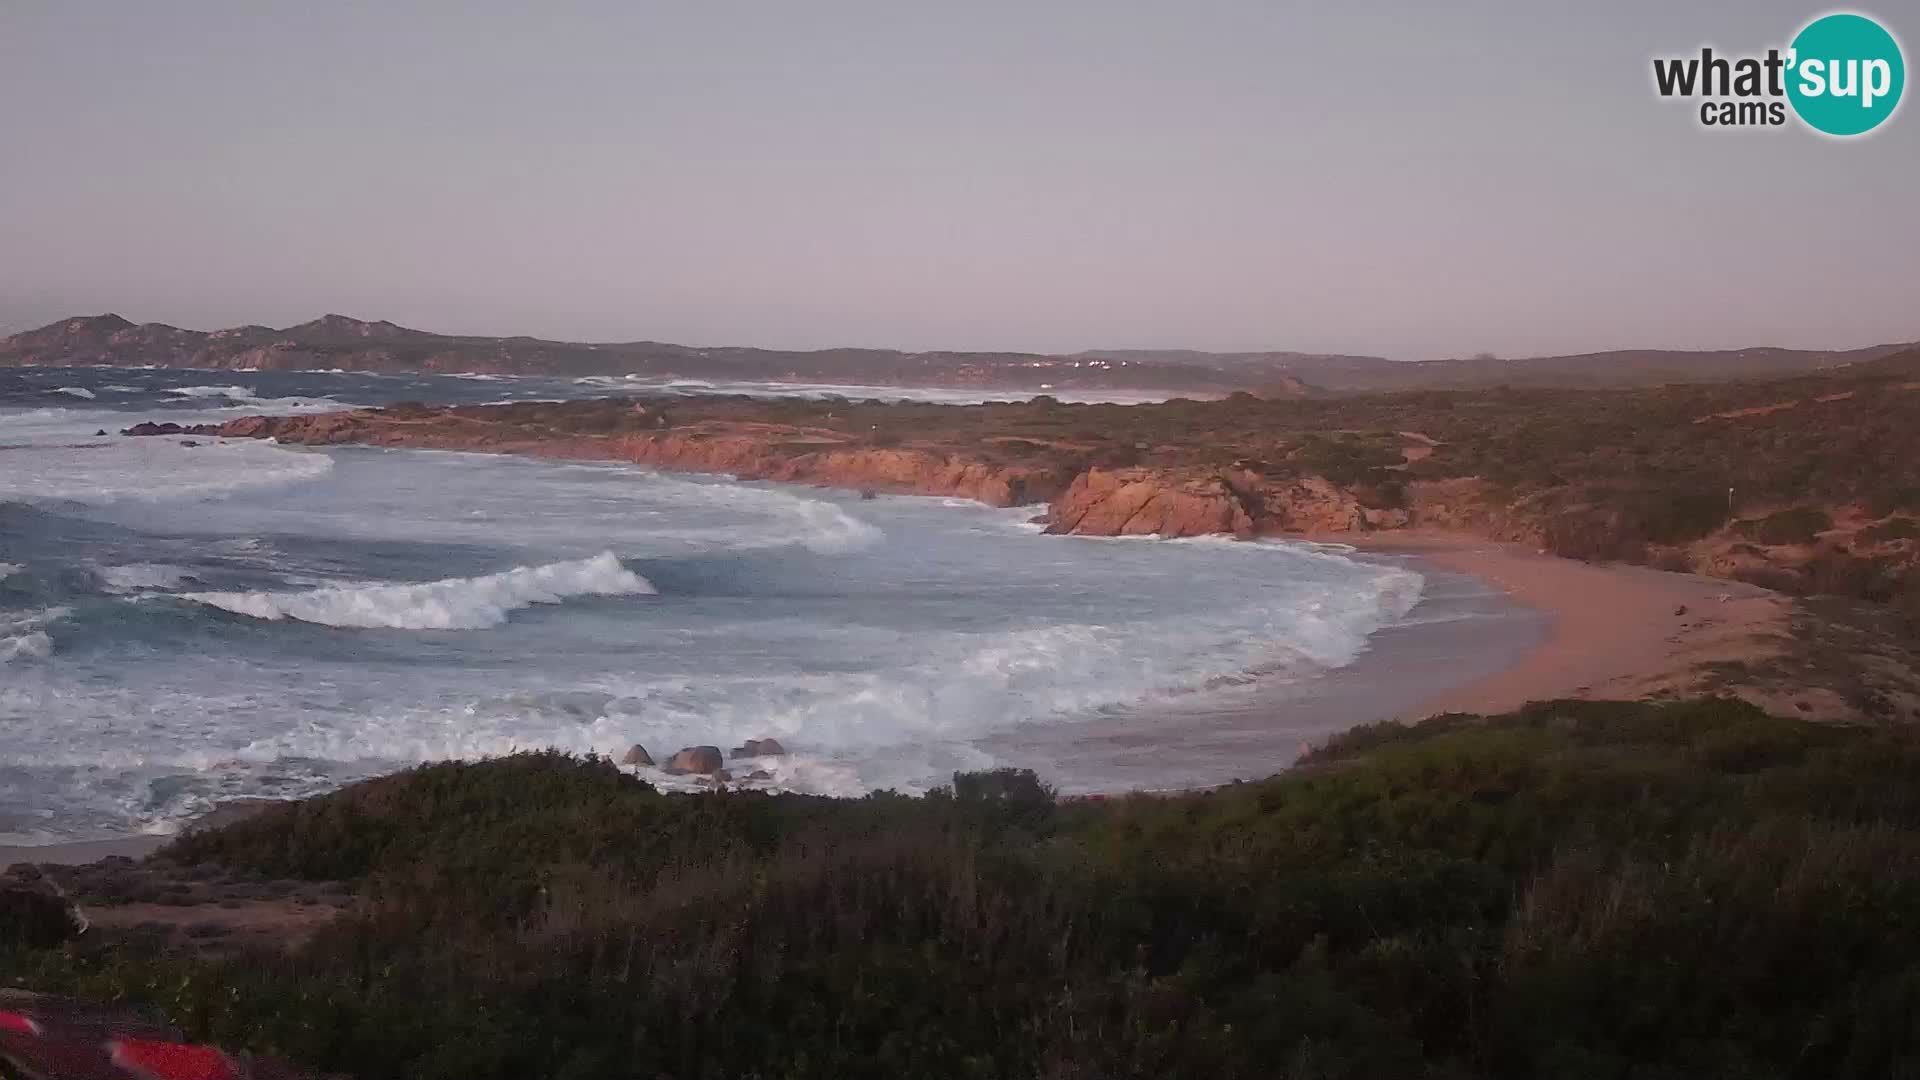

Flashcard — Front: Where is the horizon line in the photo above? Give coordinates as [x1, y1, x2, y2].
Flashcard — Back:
[7, 310, 1919, 367]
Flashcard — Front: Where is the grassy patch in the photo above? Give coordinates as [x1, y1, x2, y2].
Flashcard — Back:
[13, 701, 1920, 1078]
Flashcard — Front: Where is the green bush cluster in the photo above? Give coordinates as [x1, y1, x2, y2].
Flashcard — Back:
[1744, 506, 1834, 546]
[1858, 516, 1920, 544]
[11, 700, 1920, 1078]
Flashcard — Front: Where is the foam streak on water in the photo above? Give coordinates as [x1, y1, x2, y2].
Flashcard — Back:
[186, 552, 655, 629]
[1, 367, 1424, 841]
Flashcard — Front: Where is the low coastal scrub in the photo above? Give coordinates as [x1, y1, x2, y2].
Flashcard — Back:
[10, 699, 1920, 1078]
[263, 355, 1920, 609]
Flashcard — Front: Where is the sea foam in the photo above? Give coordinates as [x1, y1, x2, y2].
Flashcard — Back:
[97, 563, 197, 592]
[166, 384, 258, 400]
[185, 551, 655, 629]
[0, 607, 66, 662]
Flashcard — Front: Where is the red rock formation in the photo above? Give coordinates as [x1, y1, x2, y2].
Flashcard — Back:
[1045, 468, 1256, 538]
[1040, 467, 1418, 539]
[204, 410, 1430, 539]
[663, 746, 724, 775]
[212, 412, 1064, 508]
[196, 407, 1457, 541]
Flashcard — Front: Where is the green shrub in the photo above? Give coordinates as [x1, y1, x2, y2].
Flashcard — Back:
[1753, 506, 1833, 545]
[0, 881, 78, 949]
[1859, 516, 1920, 544]
[15, 701, 1920, 1079]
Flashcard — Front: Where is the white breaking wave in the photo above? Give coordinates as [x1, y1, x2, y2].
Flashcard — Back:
[0, 632, 52, 662]
[0, 439, 335, 505]
[185, 551, 656, 630]
[97, 563, 197, 592]
[166, 384, 258, 399]
[0, 607, 66, 663]
[0, 563, 21, 582]
[207, 561, 1425, 797]
[52, 386, 96, 399]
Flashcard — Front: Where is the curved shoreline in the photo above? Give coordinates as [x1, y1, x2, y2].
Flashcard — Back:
[5, 425, 1804, 862]
[1338, 531, 1792, 719]
[0, 534, 1787, 864]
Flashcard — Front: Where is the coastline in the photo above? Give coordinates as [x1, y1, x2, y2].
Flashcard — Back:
[0, 802, 274, 869]
[6, 413, 1805, 862]
[3, 533, 1791, 862]
[1341, 531, 1791, 718]
[984, 549, 1549, 793]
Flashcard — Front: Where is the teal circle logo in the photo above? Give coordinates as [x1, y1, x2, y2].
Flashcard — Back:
[1787, 13, 1905, 136]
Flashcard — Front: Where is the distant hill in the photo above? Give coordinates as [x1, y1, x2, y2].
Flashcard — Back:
[3, 313, 1913, 393]
[0, 314, 1258, 394]
[1078, 343, 1920, 391]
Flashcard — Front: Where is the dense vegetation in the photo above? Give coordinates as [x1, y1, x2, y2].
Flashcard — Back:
[8, 699, 1920, 1078]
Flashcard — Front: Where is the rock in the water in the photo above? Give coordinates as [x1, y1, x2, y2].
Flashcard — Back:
[664, 745, 724, 774]
[620, 743, 654, 767]
[730, 737, 788, 759]
[123, 421, 185, 436]
[122, 420, 220, 438]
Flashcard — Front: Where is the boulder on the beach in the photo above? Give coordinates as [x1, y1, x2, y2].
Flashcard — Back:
[0, 871, 81, 949]
[619, 743, 654, 767]
[663, 746, 724, 775]
[730, 737, 787, 759]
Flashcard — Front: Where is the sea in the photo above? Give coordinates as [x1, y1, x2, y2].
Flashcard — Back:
[0, 365, 1532, 844]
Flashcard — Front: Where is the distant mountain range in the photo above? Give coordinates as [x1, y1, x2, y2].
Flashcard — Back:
[3, 313, 1914, 394]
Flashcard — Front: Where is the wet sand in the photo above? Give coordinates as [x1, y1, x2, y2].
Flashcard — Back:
[1344, 531, 1787, 716]
[986, 532, 1789, 793]
[982, 546, 1550, 793]
[1, 802, 275, 869]
[0, 834, 168, 868]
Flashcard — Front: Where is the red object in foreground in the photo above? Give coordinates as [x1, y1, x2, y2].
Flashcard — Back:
[110, 1038, 241, 1080]
[0, 1010, 42, 1035]
[0, 992, 311, 1079]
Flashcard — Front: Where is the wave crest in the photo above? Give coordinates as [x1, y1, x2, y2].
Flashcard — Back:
[0, 606, 66, 663]
[165, 384, 258, 400]
[97, 563, 197, 592]
[185, 551, 655, 630]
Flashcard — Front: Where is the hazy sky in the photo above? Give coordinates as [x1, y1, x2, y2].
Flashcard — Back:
[2, 2, 1914, 358]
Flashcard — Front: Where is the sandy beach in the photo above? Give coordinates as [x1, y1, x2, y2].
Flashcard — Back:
[1346, 531, 1791, 718]
[985, 529, 1793, 793]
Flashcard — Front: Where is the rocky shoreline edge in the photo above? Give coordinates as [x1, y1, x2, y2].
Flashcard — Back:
[118, 396, 1920, 728]
[122, 402, 1439, 542]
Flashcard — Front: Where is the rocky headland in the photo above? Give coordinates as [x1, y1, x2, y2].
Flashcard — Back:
[125, 369, 1920, 725]
[132, 402, 1409, 541]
